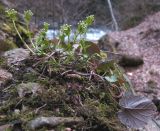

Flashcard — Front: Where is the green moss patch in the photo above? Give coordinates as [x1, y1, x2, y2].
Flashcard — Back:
[0, 56, 126, 131]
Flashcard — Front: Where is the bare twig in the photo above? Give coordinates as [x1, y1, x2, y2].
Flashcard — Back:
[106, 0, 119, 31]
[35, 104, 47, 114]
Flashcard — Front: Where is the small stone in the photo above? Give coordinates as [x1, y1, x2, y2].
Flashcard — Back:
[65, 127, 72, 131]
[16, 82, 42, 98]
[0, 69, 12, 87]
[14, 109, 20, 115]
[0, 124, 11, 131]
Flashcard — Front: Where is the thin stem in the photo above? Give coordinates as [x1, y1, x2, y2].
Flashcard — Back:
[12, 20, 35, 54]
[106, 0, 119, 31]
[68, 35, 70, 44]
[73, 31, 79, 44]
[26, 23, 35, 48]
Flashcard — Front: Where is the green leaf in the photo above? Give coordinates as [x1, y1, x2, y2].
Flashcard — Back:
[85, 41, 100, 56]
[59, 34, 65, 42]
[105, 75, 117, 83]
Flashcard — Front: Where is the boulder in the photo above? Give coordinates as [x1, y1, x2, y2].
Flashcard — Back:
[2, 48, 31, 81]
[98, 11, 160, 97]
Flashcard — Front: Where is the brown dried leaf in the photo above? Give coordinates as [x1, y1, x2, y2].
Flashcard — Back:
[85, 42, 100, 56]
[118, 92, 157, 129]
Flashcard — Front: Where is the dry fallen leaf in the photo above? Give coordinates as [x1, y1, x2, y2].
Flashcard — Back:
[118, 92, 157, 129]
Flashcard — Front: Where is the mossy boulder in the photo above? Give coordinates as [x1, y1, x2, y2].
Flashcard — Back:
[0, 49, 126, 130]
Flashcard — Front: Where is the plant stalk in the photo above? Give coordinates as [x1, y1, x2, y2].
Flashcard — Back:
[12, 20, 35, 54]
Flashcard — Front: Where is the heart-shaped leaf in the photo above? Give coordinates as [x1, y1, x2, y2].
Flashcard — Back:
[85, 41, 100, 56]
[118, 92, 157, 129]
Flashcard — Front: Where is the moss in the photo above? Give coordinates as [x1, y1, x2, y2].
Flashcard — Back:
[0, 4, 18, 52]
[20, 111, 36, 122]
[78, 94, 124, 131]
[0, 50, 126, 130]
[0, 39, 17, 52]
[17, 25, 28, 35]
[150, 4, 160, 12]
[0, 57, 5, 67]
[23, 73, 38, 82]
[0, 81, 125, 130]
[123, 16, 143, 29]
[0, 22, 28, 50]
[0, 2, 5, 15]
[1, 23, 13, 33]
[0, 7, 28, 49]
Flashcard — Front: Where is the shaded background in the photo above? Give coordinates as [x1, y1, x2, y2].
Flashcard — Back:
[6, 0, 160, 30]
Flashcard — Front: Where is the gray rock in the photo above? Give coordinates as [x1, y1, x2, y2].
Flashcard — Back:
[16, 82, 42, 98]
[28, 116, 83, 130]
[0, 69, 12, 87]
[0, 124, 11, 131]
[3, 48, 30, 66]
